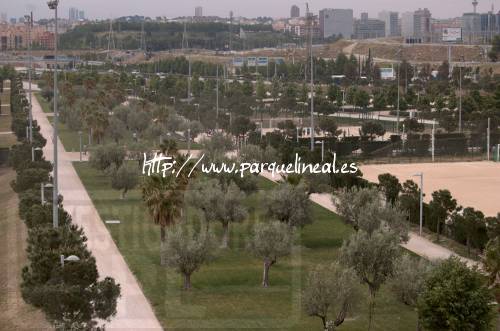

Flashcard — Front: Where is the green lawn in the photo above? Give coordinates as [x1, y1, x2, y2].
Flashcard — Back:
[46, 116, 82, 152]
[34, 92, 52, 113]
[74, 162, 419, 330]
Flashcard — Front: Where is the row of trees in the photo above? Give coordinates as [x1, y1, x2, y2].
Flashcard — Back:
[7, 72, 121, 329]
[329, 186, 495, 330]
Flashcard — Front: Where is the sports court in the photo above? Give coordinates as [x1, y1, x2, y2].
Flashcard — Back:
[360, 161, 500, 217]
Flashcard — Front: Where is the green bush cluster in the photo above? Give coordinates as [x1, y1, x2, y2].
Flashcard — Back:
[6, 71, 121, 330]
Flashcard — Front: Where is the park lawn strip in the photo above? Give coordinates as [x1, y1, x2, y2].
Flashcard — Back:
[0, 167, 52, 330]
[74, 162, 418, 330]
[34, 92, 52, 113]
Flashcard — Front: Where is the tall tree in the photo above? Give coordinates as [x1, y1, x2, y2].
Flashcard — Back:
[428, 190, 457, 241]
[163, 225, 217, 290]
[303, 263, 360, 330]
[340, 229, 401, 331]
[266, 182, 312, 227]
[248, 221, 292, 287]
[141, 173, 188, 265]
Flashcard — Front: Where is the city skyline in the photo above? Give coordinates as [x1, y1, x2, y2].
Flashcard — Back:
[1, 0, 496, 21]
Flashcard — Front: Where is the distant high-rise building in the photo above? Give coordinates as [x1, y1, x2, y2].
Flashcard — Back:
[401, 12, 414, 37]
[319, 8, 353, 39]
[414, 8, 432, 42]
[378, 11, 400, 37]
[79, 10, 85, 20]
[354, 13, 385, 39]
[291, 5, 300, 18]
[0, 12, 7, 23]
[195, 6, 203, 17]
[69, 7, 78, 21]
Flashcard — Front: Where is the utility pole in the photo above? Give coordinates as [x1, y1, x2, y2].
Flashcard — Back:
[25, 12, 33, 143]
[306, 3, 314, 151]
[459, 67, 462, 132]
[229, 11, 233, 51]
[413, 172, 424, 236]
[431, 122, 435, 162]
[187, 57, 192, 104]
[487, 117, 490, 161]
[216, 65, 219, 130]
[396, 47, 402, 133]
[48, 0, 59, 229]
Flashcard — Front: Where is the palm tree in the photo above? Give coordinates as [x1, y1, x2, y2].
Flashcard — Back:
[141, 174, 185, 266]
[141, 154, 193, 265]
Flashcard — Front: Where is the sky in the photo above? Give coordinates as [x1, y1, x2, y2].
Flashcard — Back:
[1, 0, 495, 21]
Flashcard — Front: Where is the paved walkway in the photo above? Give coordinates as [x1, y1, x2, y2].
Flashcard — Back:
[259, 170, 480, 268]
[27, 82, 163, 330]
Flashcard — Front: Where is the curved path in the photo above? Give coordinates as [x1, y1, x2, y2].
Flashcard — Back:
[26, 82, 163, 330]
[259, 170, 480, 268]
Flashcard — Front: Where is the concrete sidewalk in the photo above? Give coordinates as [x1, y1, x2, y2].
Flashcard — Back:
[27, 82, 163, 330]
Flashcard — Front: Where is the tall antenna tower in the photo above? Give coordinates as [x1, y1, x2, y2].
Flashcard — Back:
[229, 11, 233, 51]
[107, 18, 116, 59]
[182, 21, 189, 50]
[140, 20, 146, 52]
[472, 0, 479, 13]
[306, 3, 315, 151]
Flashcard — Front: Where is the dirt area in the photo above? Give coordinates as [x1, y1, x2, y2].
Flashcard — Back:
[360, 161, 500, 217]
[0, 167, 52, 331]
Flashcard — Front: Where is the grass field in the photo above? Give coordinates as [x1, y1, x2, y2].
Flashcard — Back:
[34, 92, 52, 113]
[74, 162, 418, 330]
[0, 167, 51, 330]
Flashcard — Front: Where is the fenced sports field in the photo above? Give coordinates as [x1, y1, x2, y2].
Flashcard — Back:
[360, 161, 500, 217]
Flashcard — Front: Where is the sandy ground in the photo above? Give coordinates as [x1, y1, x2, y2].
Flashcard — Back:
[0, 168, 52, 331]
[27, 82, 163, 330]
[360, 162, 500, 217]
[260, 170, 480, 268]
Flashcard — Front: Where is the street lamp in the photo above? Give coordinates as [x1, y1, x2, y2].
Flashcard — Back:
[24, 12, 33, 143]
[315, 140, 325, 162]
[31, 147, 42, 161]
[458, 56, 464, 133]
[396, 47, 403, 133]
[187, 128, 191, 155]
[60, 254, 80, 267]
[48, 0, 59, 229]
[413, 172, 424, 236]
[78, 131, 82, 161]
[40, 182, 53, 205]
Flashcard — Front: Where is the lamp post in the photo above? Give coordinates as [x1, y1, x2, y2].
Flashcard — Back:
[315, 140, 325, 162]
[413, 172, 424, 236]
[458, 56, 464, 133]
[78, 131, 82, 161]
[25, 12, 33, 143]
[187, 128, 191, 155]
[32, 147, 42, 161]
[48, 0, 59, 229]
[396, 48, 402, 133]
[41, 182, 53, 205]
[60, 254, 80, 267]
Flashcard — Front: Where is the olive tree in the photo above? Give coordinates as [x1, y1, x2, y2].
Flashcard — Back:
[334, 187, 380, 231]
[111, 163, 139, 199]
[248, 221, 292, 287]
[266, 182, 312, 227]
[340, 229, 401, 331]
[390, 255, 433, 330]
[163, 225, 217, 290]
[303, 263, 360, 330]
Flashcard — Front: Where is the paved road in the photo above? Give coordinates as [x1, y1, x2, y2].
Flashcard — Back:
[259, 170, 480, 268]
[27, 82, 163, 330]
